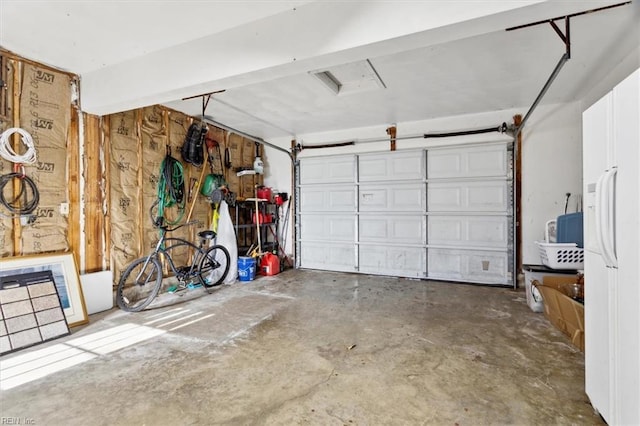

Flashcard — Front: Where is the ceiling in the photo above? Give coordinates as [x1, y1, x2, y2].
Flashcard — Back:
[1, 0, 638, 141]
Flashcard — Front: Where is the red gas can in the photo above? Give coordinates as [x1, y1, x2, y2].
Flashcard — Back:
[256, 186, 272, 201]
[260, 252, 280, 276]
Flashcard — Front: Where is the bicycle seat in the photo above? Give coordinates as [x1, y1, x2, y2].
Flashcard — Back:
[198, 230, 216, 240]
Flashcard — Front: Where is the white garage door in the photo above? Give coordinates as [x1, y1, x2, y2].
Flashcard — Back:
[296, 142, 514, 285]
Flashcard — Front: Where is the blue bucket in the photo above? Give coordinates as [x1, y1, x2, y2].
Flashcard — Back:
[238, 256, 256, 282]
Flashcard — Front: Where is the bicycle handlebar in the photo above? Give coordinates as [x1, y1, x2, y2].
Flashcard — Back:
[157, 220, 198, 233]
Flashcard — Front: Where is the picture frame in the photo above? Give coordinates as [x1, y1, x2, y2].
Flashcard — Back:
[0, 252, 88, 327]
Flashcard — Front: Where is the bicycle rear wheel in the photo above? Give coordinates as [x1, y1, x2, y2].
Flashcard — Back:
[116, 256, 163, 312]
[199, 245, 230, 287]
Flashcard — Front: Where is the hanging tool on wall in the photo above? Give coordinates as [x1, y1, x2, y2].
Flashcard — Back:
[245, 184, 264, 258]
[185, 139, 209, 223]
[153, 146, 185, 226]
[253, 142, 264, 174]
[205, 136, 225, 175]
[181, 122, 207, 167]
[224, 146, 232, 169]
[200, 136, 226, 203]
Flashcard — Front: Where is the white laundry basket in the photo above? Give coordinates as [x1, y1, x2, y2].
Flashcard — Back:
[536, 241, 584, 269]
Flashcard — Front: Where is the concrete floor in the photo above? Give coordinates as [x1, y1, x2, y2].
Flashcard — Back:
[1, 269, 601, 425]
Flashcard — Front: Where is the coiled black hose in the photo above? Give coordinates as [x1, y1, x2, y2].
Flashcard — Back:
[0, 173, 40, 215]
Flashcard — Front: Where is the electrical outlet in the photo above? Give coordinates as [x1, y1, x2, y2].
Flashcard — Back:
[60, 203, 69, 215]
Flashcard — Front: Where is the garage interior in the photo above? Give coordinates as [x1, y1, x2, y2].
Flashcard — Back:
[0, 1, 639, 425]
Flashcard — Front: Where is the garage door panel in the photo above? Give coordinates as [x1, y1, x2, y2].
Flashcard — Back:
[428, 248, 509, 284]
[301, 242, 355, 272]
[298, 144, 512, 286]
[428, 153, 461, 177]
[300, 156, 354, 184]
[467, 149, 507, 176]
[359, 184, 425, 211]
[359, 151, 424, 182]
[465, 251, 509, 283]
[359, 245, 425, 278]
[299, 185, 355, 212]
[428, 216, 508, 248]
[428, 144, 507, 178]
[360, 215, 425, 244]
[300, 214, 354, 242]
[428, 181, 507, 212]
[428, 218, 462, 242]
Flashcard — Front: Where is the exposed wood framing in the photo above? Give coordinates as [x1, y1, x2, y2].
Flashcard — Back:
[102, 115, 112, 272]
[514, 114, 523, 276]
[68, 106, 81, 268]
[136, 109, 144, 255]
[0, 49, 78, 79]
[0, 54, 8, 120]
[386, 125, 397, 151]
[11, 59, 21, 254]
[291, 139, 297, 267]
[83, 113, 105, 272]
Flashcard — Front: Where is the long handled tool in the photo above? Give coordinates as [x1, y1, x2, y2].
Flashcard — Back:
[185, 147, 209, 222]
[254, 186, 262, 254]
[245, 185, 265, 257]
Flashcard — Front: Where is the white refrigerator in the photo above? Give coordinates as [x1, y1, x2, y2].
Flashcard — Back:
[582, 68, 639, 425]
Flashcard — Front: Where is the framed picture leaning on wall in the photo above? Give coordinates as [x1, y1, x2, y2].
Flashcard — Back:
[0, 252, 88, 327]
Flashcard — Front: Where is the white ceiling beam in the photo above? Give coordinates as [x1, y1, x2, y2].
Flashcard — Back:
[81, 0, 561, 115]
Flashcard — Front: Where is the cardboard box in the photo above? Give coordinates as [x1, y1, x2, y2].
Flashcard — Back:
[533, 276, 584, 352]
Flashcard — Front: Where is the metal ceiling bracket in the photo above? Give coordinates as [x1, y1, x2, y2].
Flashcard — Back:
[549, 17, 571, 59]
[514, 17, 572, 136]
[507, 1, 631, 136]
[201, 115, 294, 163]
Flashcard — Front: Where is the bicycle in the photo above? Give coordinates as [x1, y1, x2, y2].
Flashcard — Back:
[116, 221, 230, 312]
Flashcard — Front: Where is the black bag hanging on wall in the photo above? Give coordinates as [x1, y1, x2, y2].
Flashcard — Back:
[181, 123, 207, 167]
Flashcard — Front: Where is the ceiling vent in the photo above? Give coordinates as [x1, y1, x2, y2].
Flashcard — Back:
[311, 59, 386, 96]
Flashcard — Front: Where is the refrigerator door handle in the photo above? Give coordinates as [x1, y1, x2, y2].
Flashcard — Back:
[603, 167, 618, 268]
[595, 170, 609, 263]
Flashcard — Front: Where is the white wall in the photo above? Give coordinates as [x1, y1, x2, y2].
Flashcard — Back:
[520, 102, 583, 265]
[264, 103, 584, 268]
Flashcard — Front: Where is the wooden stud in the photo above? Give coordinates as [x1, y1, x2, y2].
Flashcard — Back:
[102, 115, 112, 271]
[83, 113, 105, 272]
[136, 109, 144, 256]
[68, 106, 81, 269]
[386, 126, 397, 151]
[0, 53, 8, 121]
[11, 59, 21, 255]
[290, 139, 297, 266]
[514, 114, 523, 278]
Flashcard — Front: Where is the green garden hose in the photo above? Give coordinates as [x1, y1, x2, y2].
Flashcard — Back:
[155, 154, 185, 226]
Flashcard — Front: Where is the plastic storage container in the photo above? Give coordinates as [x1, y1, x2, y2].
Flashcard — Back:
[556, 212, 584, 248]
[238, 256, 256, 281]
[536, 242, 584, 270]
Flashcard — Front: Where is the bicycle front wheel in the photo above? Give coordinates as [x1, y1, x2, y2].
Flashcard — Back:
[116, 256, 163, 312]
[199, 245, 230, 287]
